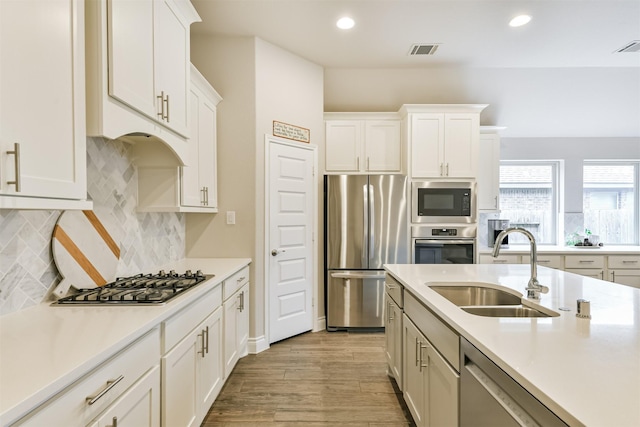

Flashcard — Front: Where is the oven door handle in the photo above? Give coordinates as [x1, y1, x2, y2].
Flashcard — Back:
[415, 239, 475, 245]
[330, 272, 386, 280]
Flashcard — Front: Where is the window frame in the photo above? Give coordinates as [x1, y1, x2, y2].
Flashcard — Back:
[583, 161, 640, 246]
[498, 160, 561, 245]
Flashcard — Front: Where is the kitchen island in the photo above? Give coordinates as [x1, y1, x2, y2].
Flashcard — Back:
[384, 263, 640, 427]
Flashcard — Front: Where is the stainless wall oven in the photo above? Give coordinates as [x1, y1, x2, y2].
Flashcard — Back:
[412, 181, 477, 224]
[412, 225, 476, 264]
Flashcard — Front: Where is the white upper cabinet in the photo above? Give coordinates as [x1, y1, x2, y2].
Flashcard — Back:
[85, 0, 200, 164]
[402, 105, 487, 179]
[0, 0, 90, 209]
[181, 65, 222, 210]
[135, 65, 221, 213]
[325, 113, 402, 174]
[478, 127, 504, 212]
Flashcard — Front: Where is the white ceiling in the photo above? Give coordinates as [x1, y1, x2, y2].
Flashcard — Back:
[190, 0, 640, 69]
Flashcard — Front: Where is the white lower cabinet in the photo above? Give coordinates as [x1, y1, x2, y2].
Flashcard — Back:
[223, 282, 250, 378]
[88, 366, 160, 427]
[162, 287, 223, 427]
[14, 328, 160, 427]
[402, 314, 458, 427]
[385, 292, 403, 388]
[608, 255, 640, 288]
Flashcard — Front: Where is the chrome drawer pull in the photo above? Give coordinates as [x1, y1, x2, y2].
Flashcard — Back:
[7, 142, 21, 192]
[622, 260, 638, 264]
[86, 375, 124, 405]
[237, 276, 246, 283]
[579, 260, 594, 263]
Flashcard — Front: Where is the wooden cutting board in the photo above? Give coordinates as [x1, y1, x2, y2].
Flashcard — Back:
[52, 210, 121, 298]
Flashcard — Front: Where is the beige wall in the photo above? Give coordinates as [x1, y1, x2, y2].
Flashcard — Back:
[188, 35, 324, 346]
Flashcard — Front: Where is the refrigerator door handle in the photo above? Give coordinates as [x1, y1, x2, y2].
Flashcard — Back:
[368, 184, 375, 262]
[330, 272, 386, 280]
[363, 183, 369, 265]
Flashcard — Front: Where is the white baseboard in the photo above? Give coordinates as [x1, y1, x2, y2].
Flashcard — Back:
[248, 335, 269, 354]
[314, 316, 326, 332]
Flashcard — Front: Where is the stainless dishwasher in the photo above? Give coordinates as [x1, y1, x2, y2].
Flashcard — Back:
[460, 337, 568, 427]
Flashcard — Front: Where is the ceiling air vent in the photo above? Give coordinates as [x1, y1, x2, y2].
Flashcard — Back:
[615, 40, 640, 53]
[409, 44, 439, 56]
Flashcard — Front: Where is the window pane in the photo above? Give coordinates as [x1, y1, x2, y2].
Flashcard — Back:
[499, 164, 556, 244]
[583, 164, 636, 245]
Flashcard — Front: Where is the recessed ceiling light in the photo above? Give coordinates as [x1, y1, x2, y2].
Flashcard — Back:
[509, 15, 531, 27]
[336, 17, 355, 30]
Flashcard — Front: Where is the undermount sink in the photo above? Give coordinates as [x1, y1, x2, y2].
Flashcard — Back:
[429, 283, 560, 318]
[461, 306, 559, 318]
[430, 285, 522, 306]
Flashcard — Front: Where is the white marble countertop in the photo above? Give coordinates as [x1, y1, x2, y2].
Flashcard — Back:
[478, 244, 640, 255]
[0, 258, 251, 426]
[384, 263, 640, 427]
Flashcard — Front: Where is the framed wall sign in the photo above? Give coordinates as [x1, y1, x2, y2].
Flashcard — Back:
[273, 120, 310, 143]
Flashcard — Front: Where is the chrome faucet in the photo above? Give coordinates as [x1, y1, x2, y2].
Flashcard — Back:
[492, 227, 549, 300]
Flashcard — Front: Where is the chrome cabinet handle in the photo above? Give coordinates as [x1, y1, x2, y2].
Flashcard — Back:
[7, 142, 21, 192]
[538, 260, 551, 264]
[198, 330, 206, 358]
[622, 260, 638, 264]
[357, 156, 360, 170]
[387, 302, 394, 323]
[237, 276, 246, 283]
[419, 343, 428, 371]
[446, 163, 449, 176]
[493, 259, 508, 263]
[205, 326, 209, 354]
[611, 271, 615, 282]
[415, 337, 419, 366]
[157, 91, 165, 119]
[494, 196, 498, 209]
[367, 157, 370, 170]
[86, 375, 124, 405]
[205, 187, 209, 205]
[165, 93, 170, 122]
[201, 187, 206, 205]
[440, 163, 443, 176]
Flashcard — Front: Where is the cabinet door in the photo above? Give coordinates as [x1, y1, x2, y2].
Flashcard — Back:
[325, 121, 361, 172]
[88, 366, 160, 427]
[238, 285, 250, 357]
[609, 270, 640, 289]
[199, 308, 224, 415]
[223, 293, 240, 378]
[182, 86, 203, 207]
[478, 133, 500, 211]
[197, 95, 218, 208]
[410, 114, 444, 178]
[443, 113, 479, 178]
[0, 0, 86, 200]
[426, 347, 459, 427]
[365, 120, 401, 172]
[154, 0, 190, 137]
[162, 330, 199, 427]
[403, 315, 427, 427]
[385, 294, 403, 389]
[107, 0, 156, 118]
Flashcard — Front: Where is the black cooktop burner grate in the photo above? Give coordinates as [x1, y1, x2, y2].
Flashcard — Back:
[54, 270, 212, 305]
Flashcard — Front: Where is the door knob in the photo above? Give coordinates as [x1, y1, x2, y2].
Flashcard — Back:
[271, 249, 286, 256]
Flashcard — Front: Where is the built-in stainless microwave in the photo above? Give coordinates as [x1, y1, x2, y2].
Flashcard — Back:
[412, 181, 477, 223]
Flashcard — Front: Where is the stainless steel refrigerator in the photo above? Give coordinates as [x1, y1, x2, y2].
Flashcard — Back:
[324, 175, 408, 330]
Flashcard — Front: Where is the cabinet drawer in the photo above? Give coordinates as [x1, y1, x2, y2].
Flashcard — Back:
[522, 255, 563, 269]
[385, 274, 403, 308]
[608, 255, 640, 269]
[162, 285, 222, 353]
[15, 328, 159, 427]
[565, 268, 604, 280]
[404, 291, 459, 372]
[223, 266, 250, 301]
[479, 254, 520, 264]
[564, 255, 605, 269]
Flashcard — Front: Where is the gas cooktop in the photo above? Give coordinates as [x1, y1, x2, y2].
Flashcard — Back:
[54, 270, 212, 305]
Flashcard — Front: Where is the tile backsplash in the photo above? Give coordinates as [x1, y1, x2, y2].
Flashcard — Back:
[0, 137, 186, 316]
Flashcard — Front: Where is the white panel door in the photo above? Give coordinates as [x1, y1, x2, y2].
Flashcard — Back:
[410, 114, 444, 178]
[269, 140, 315, 343]
[443, 113, 479, 178]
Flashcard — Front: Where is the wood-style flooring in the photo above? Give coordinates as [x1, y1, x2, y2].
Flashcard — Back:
[201, 330, 416, 426]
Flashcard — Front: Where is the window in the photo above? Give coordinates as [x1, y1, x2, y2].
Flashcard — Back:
[583, 162, 639, 245]
[499, 162, 559, 245]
